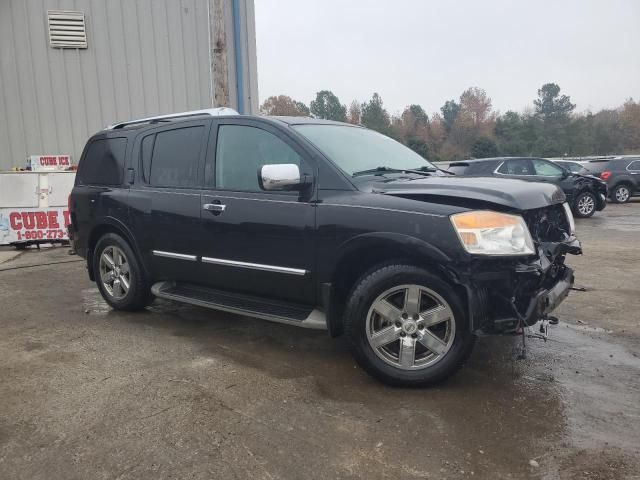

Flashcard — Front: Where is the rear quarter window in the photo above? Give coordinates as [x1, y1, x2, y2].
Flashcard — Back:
[627, 160, 640, 171]
[77, 137, 127, 186]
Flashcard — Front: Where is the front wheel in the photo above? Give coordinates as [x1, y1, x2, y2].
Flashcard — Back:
[573, 191, 597, 218]
[93, 233, 151, 311]
[611, 184, 632, 204]
[344, 264, 475, 387]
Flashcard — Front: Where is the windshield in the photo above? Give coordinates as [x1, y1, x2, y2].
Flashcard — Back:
[293, 124, 436, 176]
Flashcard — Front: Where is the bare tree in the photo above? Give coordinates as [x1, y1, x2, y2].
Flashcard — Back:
[347, 100, 361, 124]
[260, 95, 310, 116]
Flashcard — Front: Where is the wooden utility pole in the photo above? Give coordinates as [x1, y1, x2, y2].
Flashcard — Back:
[210, 0, 230, 107]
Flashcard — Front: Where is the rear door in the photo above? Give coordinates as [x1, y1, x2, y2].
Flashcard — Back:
[128, 120, 210, 282]
[197, 119, 317, 304]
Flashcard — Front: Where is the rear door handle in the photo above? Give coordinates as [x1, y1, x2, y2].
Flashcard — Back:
[203, 203, 226, 214]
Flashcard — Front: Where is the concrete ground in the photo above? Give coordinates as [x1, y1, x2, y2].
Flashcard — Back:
[0, 202, 639, 480]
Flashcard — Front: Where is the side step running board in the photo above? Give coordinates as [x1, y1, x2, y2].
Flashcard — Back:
[151, 281, 327, 330]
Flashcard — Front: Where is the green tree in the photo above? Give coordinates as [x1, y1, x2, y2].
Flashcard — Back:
[471, 137, 499, 158]
[440, 100, 460, 132]
[404, 104, 429, 126]
[400, 104, 429, 145]
[361, 93, 391, 134]
[620, 98, 640, 152]
[310, 90, 347, 121]
[531, 83, 575, 156]
[534, 83, 575, 121]
[592, 109, 623, 154]
[495, 111, 538, 156]
[407, 138, 430, 159]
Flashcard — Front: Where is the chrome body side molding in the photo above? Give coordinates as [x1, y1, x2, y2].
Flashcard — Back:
[201, 256, 307, 276]
[152, 250, 198, 261]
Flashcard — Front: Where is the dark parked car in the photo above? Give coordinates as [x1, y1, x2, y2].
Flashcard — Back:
[449, 157, 607, 218]
[69, 110, 581, 387]
[599, 157, 640, 203]
[579, 159, 612, 178]
[551, 159, 590, 175]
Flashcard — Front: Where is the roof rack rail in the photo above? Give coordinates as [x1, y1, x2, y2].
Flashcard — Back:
[106, 107, 239, 130]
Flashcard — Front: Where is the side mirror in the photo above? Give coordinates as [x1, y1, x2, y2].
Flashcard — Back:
[259, 164, 307, 191]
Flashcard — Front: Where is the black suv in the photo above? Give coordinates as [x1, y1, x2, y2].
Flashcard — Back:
[600, 157, 640, 203]
[69, 110, 581, 387]
[448, 157, 607, 218]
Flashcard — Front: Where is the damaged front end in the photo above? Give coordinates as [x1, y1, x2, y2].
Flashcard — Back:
[460, 203, 582, 334]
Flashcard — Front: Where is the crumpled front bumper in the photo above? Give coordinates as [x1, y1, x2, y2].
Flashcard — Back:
[460, 237, 582, 334]
[518, 265, 574, 325]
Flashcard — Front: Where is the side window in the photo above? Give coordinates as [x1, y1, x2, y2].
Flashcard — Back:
[77, 138, 127, 186]
[627, 160, 640, 171]
[149, 126, 204, 188]
[532, 159, 565, 177]
[214, 125, 301, 192]
[497, 159, 533, 175]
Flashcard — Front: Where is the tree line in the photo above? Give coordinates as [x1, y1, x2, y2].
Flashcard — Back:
[259, 85, 640, 161]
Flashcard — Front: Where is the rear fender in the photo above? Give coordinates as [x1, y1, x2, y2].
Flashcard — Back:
[87, 217, 147, 281]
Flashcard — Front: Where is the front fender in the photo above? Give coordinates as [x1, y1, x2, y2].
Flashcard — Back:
[335, 231, 452, 266]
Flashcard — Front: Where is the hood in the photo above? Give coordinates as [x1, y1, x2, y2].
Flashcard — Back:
[375, 176, 566, 211]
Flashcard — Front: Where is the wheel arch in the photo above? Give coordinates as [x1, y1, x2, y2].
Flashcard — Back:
[87, 217, 146, 281]
[324, 233, 464, 337]
[612, 179, 635, 193]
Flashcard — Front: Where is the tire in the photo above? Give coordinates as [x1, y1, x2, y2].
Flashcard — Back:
[611, 184, 632, 204]
[344, 264, 475, 387]
[573, 191, 597, 218]
[93, 233, 151, 311]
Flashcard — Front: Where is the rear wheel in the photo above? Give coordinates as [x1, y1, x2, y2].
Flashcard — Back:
[344, 264, 475, 387]
[611, 184, 632, 204]
[93, 233, 151, 311]
[573, 191, 596, 218]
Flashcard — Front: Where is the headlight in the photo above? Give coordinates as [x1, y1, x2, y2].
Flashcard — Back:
[451, 211, 535, 255]
[562, 202, 576, 235]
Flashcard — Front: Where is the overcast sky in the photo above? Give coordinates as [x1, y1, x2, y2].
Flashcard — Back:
[254, 0, 640, 116]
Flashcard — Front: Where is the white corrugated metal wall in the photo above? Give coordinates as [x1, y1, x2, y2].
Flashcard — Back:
[0, 0, 258, 171]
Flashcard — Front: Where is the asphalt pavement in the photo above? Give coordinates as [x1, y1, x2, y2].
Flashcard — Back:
[0, 201, 639, 479]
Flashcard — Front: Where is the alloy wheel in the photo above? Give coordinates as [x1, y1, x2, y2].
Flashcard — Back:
[365, 284, 456, 370]
[577, 195, 595, 216]
[616, 186, 630, 203]
[99, 245, 131, 299]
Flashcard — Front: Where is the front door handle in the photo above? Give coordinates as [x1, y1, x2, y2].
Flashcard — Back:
[203, 203, 226, 215]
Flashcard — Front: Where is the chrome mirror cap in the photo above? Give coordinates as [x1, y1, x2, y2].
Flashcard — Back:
[259, 164, 302, 191]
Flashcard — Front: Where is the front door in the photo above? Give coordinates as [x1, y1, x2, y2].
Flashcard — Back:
[197, 120, 316, 304]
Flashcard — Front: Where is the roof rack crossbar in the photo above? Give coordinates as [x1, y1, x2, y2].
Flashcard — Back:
[106, 107, 239, 130]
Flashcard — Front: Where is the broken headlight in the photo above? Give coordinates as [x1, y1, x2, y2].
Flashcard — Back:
[451, 210, 535, 256]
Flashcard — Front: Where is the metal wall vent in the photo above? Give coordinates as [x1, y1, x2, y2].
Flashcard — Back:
[47, 10, 87, 49]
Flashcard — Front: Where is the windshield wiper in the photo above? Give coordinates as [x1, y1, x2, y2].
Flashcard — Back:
[352, 166, 433, 177]
[352, 166, 404, 177]
[410, 166, 438, 172]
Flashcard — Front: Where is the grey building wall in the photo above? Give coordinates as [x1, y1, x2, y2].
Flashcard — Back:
[0, 0, 258, 171]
